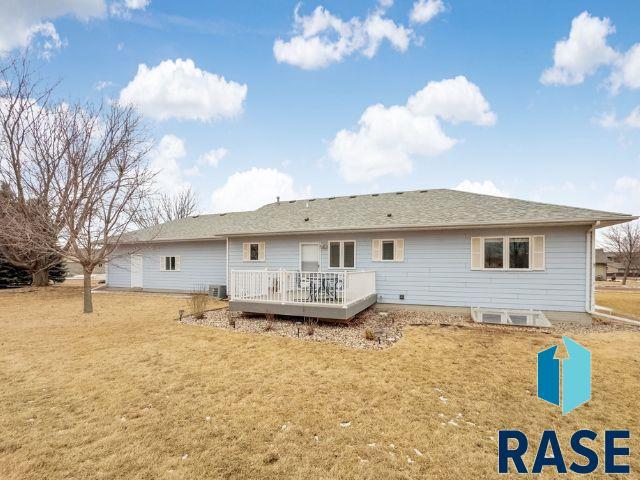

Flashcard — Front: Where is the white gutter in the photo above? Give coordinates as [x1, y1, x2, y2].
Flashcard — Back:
[585, 222, 599, 313]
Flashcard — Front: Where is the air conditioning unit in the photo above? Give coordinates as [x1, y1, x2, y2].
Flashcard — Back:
[208, 284, 227, 299]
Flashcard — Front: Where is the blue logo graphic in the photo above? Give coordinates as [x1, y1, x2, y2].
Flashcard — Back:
[537, 336, 591, 415]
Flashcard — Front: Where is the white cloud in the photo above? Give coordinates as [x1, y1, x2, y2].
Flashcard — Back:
[211, 167, 311, 213]
[328, 76, 495, 183]
[407, 75, 496, 125]
[0, 0, 105, 58]
[410, 0, 445, 25]
[540, 11, 618, 86]
[94, 80, 114, 91]
[118, 58, 247, 122]
[110, 0, 150, 16]
[605, 176, 640, 214]
[273, 3, 414, 70]
[595, 106, 640, 129]
[149, 134, 190, 195]
[609, 43, 640, 93]
[454, 180, 508, 197]
[200, 147, 227, 167]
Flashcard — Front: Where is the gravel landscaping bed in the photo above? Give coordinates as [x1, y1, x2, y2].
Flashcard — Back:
[181, 307, 640, 349]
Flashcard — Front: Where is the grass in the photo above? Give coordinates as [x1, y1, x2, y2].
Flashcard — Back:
[596, 289, 640, 319]
[1, 286, 639, 479]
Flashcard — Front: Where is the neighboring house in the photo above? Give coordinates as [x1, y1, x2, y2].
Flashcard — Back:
[65, 260, 105, 276]
[106, 189, 635, 319]
[595, 248, 608, 280]
[594, 249, 638, 280]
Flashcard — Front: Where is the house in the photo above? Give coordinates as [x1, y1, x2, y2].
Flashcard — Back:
[106, 189, 635, 320]
[594, 248, 639, 280]
[595, 248, 608, 280]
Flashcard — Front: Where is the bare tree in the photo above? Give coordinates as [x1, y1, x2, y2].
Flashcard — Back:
[59, 103, 153, 313]
[602, 221, 640, 285]
[134, 187, 199, 229]
[0, 55, 68, 286]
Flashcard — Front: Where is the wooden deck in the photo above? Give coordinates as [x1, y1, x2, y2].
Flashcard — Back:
[229, 270, 377, 321]
[229, 293, 377, 321]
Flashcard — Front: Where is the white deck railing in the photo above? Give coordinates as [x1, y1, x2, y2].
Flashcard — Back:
[229, 270, 376, 307]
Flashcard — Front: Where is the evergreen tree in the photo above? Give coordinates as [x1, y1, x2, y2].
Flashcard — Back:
[0, 257, 32, 288]
[48, 257, 68, 284]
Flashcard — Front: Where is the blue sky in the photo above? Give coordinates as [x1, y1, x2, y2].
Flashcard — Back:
[5, 0, 640, 216]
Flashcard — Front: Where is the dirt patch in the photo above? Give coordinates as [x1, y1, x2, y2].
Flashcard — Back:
[181, 307, 640, 349]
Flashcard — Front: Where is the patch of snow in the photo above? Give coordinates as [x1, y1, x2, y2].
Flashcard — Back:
[438, 396, 448, 404]
[205, 416, 211, 422]
[407, 456, 415, 464]
[413, 448, 423, 457]
[447, 420, 459, 427]
[181, 454, 188, 461]
[340, 421, 351, 428]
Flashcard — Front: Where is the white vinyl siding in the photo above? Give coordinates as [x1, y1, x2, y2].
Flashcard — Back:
[106, 241, 226, 292]
[228, 227, 584, 312]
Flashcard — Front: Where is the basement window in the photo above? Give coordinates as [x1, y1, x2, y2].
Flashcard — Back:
[471, 308, 551, 328]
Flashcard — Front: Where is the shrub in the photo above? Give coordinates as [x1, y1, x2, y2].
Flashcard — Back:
[228, 314, 236, 328]
[364, 329, 376, 341]
[265, 314, 275, 331]
[190, 289, 208, 319]
[305, 318, 317, 336]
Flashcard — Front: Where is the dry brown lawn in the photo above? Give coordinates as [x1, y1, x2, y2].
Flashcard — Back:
[596, 289, 640, 319]
[1, 286, 639, 479]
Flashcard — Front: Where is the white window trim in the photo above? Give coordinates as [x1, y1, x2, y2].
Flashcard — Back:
[474, 235, 545, 271]
[161, 255, 180, 272]
[327, 240, 357, 270]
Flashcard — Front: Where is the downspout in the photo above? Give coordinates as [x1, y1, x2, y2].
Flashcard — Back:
[585, 221, 600, 313]
[226, 237, 229, 289]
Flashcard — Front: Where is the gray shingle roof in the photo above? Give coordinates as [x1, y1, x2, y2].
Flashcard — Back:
[122, 188, 636, 243]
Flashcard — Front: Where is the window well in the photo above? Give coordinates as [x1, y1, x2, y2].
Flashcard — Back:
[470, 308, 551, 328]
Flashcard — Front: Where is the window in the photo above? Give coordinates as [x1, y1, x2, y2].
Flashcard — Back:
[372, 239, 404, 262]
[382, 241, 395, 261]
[343, 241, 355, 268]
[471, 235, 545, 271]
[328, 240, 356, 269]
[509, 237, 529, 269]
[243, 242, 265, 262]
[484, 238, 504, 269]
[329, 242, 341, 268]
[163, 256, 179, 271]
[250, 243, 259, 261]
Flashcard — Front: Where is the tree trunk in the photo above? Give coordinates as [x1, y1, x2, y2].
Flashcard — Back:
[83, 268, 93, 314]
[622, 264, 630, 286]
[32, 269, 49, 287]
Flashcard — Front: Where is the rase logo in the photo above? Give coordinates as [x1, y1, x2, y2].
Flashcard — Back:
[498, 337, 631, 475]
[537, 336, 590, 415]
